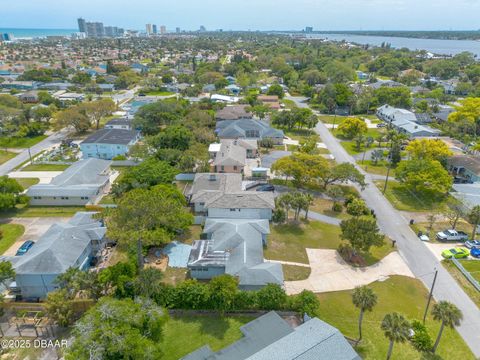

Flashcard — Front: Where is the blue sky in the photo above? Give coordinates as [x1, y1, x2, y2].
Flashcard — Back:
[2, 0, 480, 31]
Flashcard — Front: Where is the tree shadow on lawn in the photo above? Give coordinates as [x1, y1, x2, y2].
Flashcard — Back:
[173, 314, 234, 340]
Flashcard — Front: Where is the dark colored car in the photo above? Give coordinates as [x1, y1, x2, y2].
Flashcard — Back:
[16, 240, 34, 256]
[256, 184, 275, 192]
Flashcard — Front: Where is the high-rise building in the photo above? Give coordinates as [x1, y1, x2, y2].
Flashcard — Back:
[199, 25, 206, 32]
[1, 33, 14, 41]
[305, 26, 313, 33]
[176, 27, 181, 33]
[77, 18, 86, 33]
[160, 25, 166, 34]
[146, 24, 153, 35]
[86, 22, 104, 38]
[152, 24, 158, 34]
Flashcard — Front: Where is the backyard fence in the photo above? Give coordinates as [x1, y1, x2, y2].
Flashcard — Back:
[452, 258, 480, 292]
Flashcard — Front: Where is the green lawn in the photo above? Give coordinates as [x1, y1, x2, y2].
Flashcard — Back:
[162, 267, 189, 286]
[21, 163, 70, 171]
[283, 265, 311, 281]
[317, 276, 476, 360]
[0, 223, 25, 255]
[0, 150, 16, 165]
[176, 225, 203, 245]
[461, 260, 480, 282]
[99, 194, 116, 205]
[309, 197, 350, 220]
[0, 135, 47, 149]
[0, 205, 86, 218]
[143, 91, 175, 96]
[12, 178, 39, 190]
[265, 220, 391, 265]
[442, 260, 480, 308]
[359, 160, 392, 176]
[283, 129, 317, 143]
[160, 315, 254, 359]
[375, 180, 454, 213]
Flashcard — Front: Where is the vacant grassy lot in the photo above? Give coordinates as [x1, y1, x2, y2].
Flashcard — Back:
[160, 315, 254, 360]
[0, 150, 16, 165]
[317, 276, 475, 360]
[283, 265, 311, 281]
[0, 205, 85, 218]
[442, 260, 480, 308]
[0, 223, 25, 255]
[265, 221, 342, 264]
[374, 180, 454, 213]
[265, 220, 391, 266]
[0, 135, 47, 149]
[12, 178, 39, 190]
[22, 163, 70, 171]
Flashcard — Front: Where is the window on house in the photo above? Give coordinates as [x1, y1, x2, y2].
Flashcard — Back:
[230, 208, 237, 212]
[233, 166, 237, 171]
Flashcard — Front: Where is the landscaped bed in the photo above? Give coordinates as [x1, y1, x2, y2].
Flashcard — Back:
[317, 275, 475, 360]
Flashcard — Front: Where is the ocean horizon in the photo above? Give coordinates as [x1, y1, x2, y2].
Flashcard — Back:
[0, 28, 77, 38]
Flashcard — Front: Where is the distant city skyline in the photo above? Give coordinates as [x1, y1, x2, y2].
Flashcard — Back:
[1, 0, 480, 31]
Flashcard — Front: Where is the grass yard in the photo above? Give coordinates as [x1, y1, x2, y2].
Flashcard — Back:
[374, 180, 454, 213]
[160, 315, 255, 360]
[21, 163, 70, 171]
[265, 221, 342, 264]
[359, 160, 392, 176]
[309, 197, 350, 220]
[0, 205, 86, 218]
[442, 260, 480, 308]
[283, 264, 311, 281]
[461, 260, 480, 282]
[317, 276, 475, 360]
[143, 90, 175, 96]
[0, 223, 25, 255]
[12, 177, 39, 190]
[283, 129, 317, 143]
[0, 150, 16, 165]
[0, 135, 47, 149]
[99, 194, 116, 205]
[162, 267, 189, 286]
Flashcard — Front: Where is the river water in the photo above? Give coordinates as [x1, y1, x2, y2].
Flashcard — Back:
[307, 33, 480, 57]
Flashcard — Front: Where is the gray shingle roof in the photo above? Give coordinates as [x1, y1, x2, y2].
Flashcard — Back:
[216, 105, 251, 121]
[182, 312, 360, 360]
[26, 158, 111, 197]
[216, 119, 284, 140]
[189, 173, 243, 203]
[205, 192, 275, 209]
[213, 141, 247, 167]
[11, 212, 106, 275]
[81, 128, 139, 145]
[188, 219, 282, 287]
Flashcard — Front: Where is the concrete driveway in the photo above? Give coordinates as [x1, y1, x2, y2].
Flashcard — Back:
[1, 217, 70, 256]
[284, 249, 414, 295]
[424, 242, 466, 261]
[8, 171, 62, 184]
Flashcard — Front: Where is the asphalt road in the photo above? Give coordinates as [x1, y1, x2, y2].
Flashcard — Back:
[0, 129, 70, 176]
[287, 96, 480, 357]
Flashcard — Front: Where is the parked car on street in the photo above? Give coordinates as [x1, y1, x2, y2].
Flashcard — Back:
[436, 229, 469, 242]
[256, 184, 275, 192]
[470, 247, 480, 258]
[465, 240, 480, 249]
[15, 240, 35, 256]
[441, 248, 470, 259]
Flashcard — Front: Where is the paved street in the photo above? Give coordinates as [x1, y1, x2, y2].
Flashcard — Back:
[0, 129, 70, 177]
[287, 96, 480, 357]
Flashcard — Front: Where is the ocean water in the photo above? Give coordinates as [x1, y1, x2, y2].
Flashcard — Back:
[0, 28, 77, 38]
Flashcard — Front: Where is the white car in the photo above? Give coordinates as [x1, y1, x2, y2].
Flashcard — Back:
[419, 234, 430, 242]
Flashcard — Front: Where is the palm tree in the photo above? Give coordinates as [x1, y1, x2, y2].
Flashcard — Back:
[431, 301, 463, 353]
[352, 286, 377, 341]
[381, 312, 411, 360]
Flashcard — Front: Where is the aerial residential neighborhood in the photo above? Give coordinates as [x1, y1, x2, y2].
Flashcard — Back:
[0, 5, 479, 360]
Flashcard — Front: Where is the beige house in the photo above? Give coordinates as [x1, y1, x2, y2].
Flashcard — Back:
[209, 139, 258, 173]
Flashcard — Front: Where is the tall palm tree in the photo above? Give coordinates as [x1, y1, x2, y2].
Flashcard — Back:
[352, 286, 377, 341]
[381, 312, 411, 360]
[431, 301, 463, 353]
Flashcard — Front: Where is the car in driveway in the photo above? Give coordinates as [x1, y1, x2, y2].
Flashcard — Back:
[436, 229, 469, 242]
[470, 247, 480, 258]
[465, 240, 480, 249]
[441, 247, 470, 259]
[15, 240, 35, 256]
[256, 184, 275, 192]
